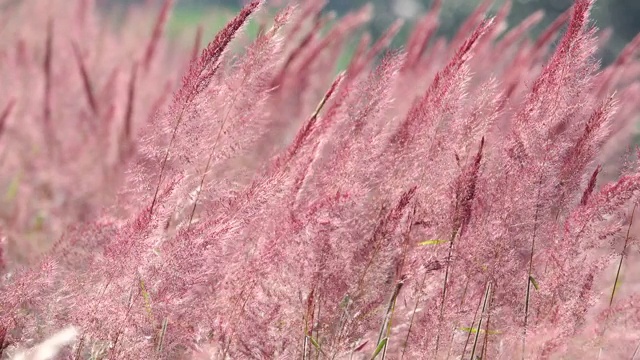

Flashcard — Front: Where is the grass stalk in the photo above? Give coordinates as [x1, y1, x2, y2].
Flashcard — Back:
[400, 261, 431, 359]
[631, 340, 640, 359]
[150, 107, 186, 214]
[155, 318, 169, 354]
[434, 227, 460, 356]
[610, 203, 636, 307]
[462, 283, 486, 357]
[470, 281, 492, 360]
[480, 282, 495, 359]
[371, 278, 404, 360]
[522, 159, 546, 359]
[596, 203, 638, 359]
[186, 75, 246, 229]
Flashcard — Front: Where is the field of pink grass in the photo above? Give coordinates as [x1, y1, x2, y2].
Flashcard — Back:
[2, 0, 640, 359]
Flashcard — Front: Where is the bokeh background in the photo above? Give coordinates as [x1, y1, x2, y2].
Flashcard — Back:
[106, 0, 640, 65]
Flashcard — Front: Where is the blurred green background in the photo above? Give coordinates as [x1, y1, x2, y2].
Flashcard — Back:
[107, 0, 640, 64]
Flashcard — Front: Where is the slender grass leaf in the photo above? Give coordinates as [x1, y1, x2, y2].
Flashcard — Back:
[370, 337, 388, 359]
[306, 336, 327, 357]
[529, 275, 539, 291]
[418, 239, 448, 246]
[460, 326, 479, 334]
[309, 336, 321, 350]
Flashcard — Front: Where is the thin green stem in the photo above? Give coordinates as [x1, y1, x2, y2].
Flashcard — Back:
[470, 281, 492, 360]
[400, 266, 429, 359]
[186, 73, 249, 229]
[610, 203, 636, 307]
[372, 278, 404, 360]
[481, 282, 495, 359]
[522, 158, 546, 359]
[150, 107, 187, 214]
[435, 228, 460, 356]
[461, 282, 485, 357]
